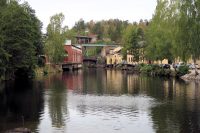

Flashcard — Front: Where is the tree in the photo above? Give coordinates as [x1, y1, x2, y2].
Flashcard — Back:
[91, 22, 104, 39]
[177, 0, 200, 74]
[122, 25, 144, 62]
[45, 13, 67, 64]
[145, 0, 174, 63]
[0, 0, 43, 79]
[73, 18, 86, 35]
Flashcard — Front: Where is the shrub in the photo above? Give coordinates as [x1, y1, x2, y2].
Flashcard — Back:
[140, 64, 153, 73]
[177, 65, 189, 77]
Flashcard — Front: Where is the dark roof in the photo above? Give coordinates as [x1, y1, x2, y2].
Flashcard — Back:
[75, 36, 92, 39]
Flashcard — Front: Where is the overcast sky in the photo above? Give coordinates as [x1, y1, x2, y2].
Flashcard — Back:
[22, 0, 157, 32]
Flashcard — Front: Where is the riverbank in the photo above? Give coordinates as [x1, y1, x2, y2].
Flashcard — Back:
[34, 63, 191, 80]
[105, 64, 177, 77]
[34, 64, 62, 77]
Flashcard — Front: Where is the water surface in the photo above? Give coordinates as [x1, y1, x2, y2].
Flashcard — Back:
[0, 69, 200, 133]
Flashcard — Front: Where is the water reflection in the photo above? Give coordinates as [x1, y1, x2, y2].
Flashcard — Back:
[1, 69, 200, 132]
[151, 81, 200, 133]
[61, 69, 200, 133]
[0, 80, 44, 132]
[38, 74, 68, 132]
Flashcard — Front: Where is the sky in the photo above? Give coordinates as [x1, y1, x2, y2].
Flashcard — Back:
[21, 0, 157, 32]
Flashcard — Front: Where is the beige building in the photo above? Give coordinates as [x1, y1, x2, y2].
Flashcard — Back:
[153, 59, 169, 64]
[106, 46, 123, 65]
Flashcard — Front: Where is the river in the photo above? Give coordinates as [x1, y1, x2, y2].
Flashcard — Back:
[0, 69, 200, 133]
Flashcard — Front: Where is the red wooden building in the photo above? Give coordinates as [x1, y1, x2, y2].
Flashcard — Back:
[62, 40, 83, 70]
[64, 42, 82, 63]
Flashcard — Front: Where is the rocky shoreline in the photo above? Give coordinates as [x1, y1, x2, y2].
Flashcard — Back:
[181, 70, 200, 81]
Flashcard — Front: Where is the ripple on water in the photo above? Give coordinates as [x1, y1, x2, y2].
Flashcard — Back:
[65, 92, 159, 133]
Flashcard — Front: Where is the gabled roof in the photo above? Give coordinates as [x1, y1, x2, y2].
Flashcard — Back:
[113, 46, 123, 53]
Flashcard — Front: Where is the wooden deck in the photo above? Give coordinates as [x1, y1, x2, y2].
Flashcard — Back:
[62, 63, 82, 71]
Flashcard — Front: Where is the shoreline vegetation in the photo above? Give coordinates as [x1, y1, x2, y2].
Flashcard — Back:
[33, 63, 197, 82]
[34, 64, 62, 77]
[104, 63, 188, 78]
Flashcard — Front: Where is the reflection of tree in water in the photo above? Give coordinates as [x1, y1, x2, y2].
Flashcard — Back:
[0, 80, 44, 132]
[82, 69, 106, 95]
[47, 75, 68, 128]
[151, 81, 200, 133]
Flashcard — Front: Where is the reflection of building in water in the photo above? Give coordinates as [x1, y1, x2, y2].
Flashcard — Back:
[127, 74, 139, 94]
[106, 70, 124, 94]
[62, 71, 83, 91]
[83, 69, 107, 94]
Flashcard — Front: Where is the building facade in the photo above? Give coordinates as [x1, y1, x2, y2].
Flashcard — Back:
[64, 40, 82, 64]
[106, 46, 123, 65]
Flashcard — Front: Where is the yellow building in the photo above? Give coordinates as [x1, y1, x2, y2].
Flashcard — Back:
[106, 47, 123, 65]
[153, 59, 168, 64]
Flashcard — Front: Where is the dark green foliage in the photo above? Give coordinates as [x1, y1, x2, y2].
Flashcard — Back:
[37, 56, 45, 67]
[73, 19, 86, 34]
[122, 25, 146, 62]
[70, 19, 137, 44]
[0, 1, 43, 80]
[140, 64, 171, 77]
[140, 64, 153, 73]
[177, 65, 189, 77]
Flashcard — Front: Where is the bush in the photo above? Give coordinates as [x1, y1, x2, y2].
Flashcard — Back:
[140, 64, 153, 73]
[177, 65, 189, 77]
[139, 64, 171, 77]
[151, 64, 161, 70]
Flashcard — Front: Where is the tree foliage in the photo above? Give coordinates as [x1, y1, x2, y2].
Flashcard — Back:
[70, 19, 135, 44]
[122, 25, 146, 62]
[145, 0, 174, 62]
[145, 0, 200, 67]
[45, 13, 67, 64]
[0, 0, 43, 80]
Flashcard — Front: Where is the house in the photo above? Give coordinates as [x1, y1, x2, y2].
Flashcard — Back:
[106, 46, 123, 65]
[63, 40, 82, 64]
[75, 34, 97, 44]
[101, 46, 116, 58]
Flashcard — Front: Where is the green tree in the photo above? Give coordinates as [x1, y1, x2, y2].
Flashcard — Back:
[122, 25, 143, 62]
[73, 18, 86, 35]
[177, 0, 200, 74]
[0, 0, 43, 79]
[45, 13, 67, 64]
[145, 0, 174, 63]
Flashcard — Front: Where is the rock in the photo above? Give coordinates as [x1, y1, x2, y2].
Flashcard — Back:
[181, 70, 200, 81]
